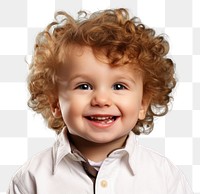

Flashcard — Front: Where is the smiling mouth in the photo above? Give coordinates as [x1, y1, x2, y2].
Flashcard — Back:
[85, 116, 118, 124]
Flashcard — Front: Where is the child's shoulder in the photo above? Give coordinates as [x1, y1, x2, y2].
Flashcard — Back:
[128, 133, 167, 164]
[125, 133, 178, 176]
[134, 138, 184, 179]
[136, 141, 166, 162]
[12, 146, 53, 182]
[8, 146, 53, 194]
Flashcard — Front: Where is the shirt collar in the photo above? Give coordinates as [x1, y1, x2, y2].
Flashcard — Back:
[108, 131, 137, 175]
[52, 127, 71, 175]
[52, 127, 137, 175]
[124, 131, 138, 175]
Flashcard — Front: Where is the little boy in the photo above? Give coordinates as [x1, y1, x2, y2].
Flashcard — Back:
[8, 8, 193, 194]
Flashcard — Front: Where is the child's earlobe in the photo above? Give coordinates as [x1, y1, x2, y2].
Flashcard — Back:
[49, 100, 62, 118]
[52, 107, 62, 118]
[139, 109, 146, 120]
[139, 98, 150, 120]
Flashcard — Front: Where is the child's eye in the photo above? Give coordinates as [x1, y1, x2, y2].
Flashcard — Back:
[112, 83, 127, 90]
[76, 83, 92, 90]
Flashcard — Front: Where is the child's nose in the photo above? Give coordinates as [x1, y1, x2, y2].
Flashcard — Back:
[91, 90, 112, 107]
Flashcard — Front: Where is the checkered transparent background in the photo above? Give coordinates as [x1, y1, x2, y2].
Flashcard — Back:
[0, 0, 200, 193]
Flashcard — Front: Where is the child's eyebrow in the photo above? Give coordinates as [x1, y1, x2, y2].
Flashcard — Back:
[57, 72, 88, 82]
[115, 75, 137, 84]
[58, 72, 139, 86]
[57, 75, 85, 88]
[68, 74, 91, 82]
[69, 73, 138, 83]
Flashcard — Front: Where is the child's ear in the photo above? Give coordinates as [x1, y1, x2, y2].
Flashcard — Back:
[138, 97, 150, 120]
[49, 99, 62, 118]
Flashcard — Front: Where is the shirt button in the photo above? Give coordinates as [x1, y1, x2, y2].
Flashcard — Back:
[101, 180, 108, 188]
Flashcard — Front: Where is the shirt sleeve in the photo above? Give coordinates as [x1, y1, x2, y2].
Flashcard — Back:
[7, 168, 35, 194]
[164, 158, 194, 194]
[7, 179, 25, 194]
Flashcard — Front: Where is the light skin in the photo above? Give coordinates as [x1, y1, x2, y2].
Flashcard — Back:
[52, 46, 149, 162]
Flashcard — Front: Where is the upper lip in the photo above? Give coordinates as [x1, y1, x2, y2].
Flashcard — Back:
[84, 114, 120, 117]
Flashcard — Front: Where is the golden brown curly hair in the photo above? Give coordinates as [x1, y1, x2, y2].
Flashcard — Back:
[28, 8, 176, 135]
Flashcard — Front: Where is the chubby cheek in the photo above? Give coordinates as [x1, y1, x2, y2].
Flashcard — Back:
[118, 98, 142, 123]
[58, 96, 85, 128]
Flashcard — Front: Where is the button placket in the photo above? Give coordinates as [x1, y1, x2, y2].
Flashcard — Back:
[95, 156, 121, 193]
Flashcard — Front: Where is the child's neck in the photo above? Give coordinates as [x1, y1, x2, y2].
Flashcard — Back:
[68, 134, 128, 162]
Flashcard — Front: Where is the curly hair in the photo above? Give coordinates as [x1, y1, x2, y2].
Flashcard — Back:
[28, 8, 176, 135]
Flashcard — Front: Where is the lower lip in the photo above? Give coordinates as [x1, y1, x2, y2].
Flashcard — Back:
[85, 117, 119, 129]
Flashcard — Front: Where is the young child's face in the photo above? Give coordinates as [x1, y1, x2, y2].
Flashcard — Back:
[55, 46, 148, 144]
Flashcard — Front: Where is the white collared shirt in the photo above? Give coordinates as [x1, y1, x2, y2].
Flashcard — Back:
[8, 127, 193, 194]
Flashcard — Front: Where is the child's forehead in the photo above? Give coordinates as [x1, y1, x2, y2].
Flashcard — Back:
[57, 50, 143, 83]
[59, 45, 141, 71]
[60, 45, 104, 62]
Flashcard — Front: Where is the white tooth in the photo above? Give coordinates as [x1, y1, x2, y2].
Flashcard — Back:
[106, 119, 112, 124]
[90, 116, 112, 120]
[97, 117, 107, 120]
